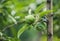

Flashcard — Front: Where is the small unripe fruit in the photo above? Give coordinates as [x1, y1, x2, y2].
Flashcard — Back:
[25, 15, 35, 24]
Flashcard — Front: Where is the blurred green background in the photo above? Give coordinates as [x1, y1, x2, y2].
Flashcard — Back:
[0, 0, 60, 41]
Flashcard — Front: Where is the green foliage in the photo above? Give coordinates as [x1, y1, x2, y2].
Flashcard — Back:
[35, 22, 47, 31]
[17, 24, 28, 38]
[39, 10, 53, 17]
[0, 0, 55, 41]
[35, 3, 46, 13]
[53, 0, 60, 38]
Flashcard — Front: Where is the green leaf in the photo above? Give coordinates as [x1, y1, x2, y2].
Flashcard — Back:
[36, 22, 46, 31]
[11, 0, 35, 12]
[17, 24, 28, 38]
[39, 10, 53, 17]
[35, 3, 45, 13]
[8, 37, 21, 41]
[10, 27, 17, 37]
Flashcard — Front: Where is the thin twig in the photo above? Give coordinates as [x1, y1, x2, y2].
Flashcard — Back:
[2, 20, 25, 32]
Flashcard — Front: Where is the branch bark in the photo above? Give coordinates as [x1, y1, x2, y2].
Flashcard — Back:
[47, 0, 53, 41]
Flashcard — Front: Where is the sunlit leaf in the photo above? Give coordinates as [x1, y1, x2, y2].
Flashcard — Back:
[39, 10, 53, 17]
